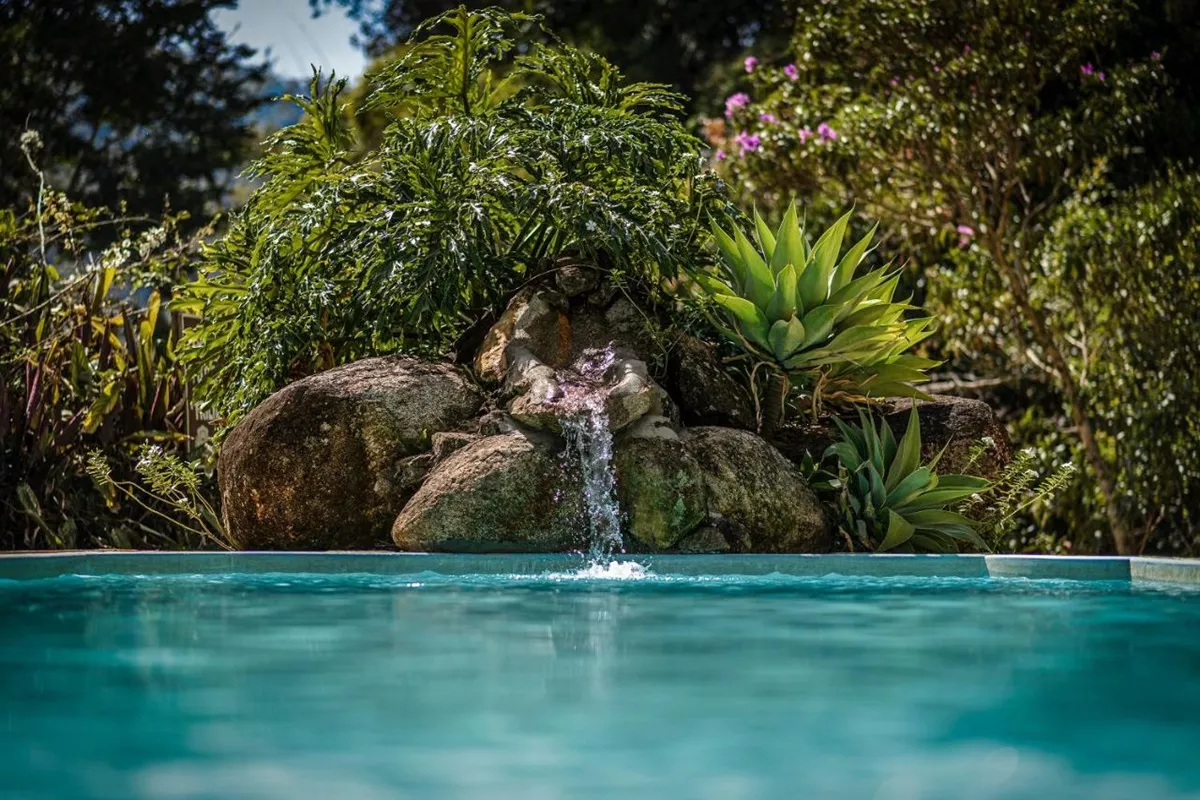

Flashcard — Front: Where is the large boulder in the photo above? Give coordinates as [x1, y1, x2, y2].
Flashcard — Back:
[612, 431, 708, 551]
[392, 431, 584, 552]
[219, 356, 482, 549]
[610, 422, 831, 554]
[770, 395, 1012, 479]
[687, 427, 832, 553]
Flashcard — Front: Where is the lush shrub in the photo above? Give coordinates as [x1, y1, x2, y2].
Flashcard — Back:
[1, 133, 222, 549]
[177, 8, 738, 428]
[701, 0, 1196, 553]
[1025, 169, 1199, 553]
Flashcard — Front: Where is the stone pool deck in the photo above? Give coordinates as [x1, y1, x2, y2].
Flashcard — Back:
[1, 552, 1199, 585]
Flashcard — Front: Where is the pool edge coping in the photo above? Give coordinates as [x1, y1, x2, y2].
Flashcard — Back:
[1, 552, 1198, 586]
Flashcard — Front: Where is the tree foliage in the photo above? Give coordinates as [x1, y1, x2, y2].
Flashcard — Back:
[177, 8, 737, 427]
[0, 0, 268, 225]
[1, 134, 219, 550]
[313, 0, 792, 115]
[702, 0, 1198, 553]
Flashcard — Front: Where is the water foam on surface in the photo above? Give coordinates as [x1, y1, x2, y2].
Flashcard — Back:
[546, 560, 654, 581]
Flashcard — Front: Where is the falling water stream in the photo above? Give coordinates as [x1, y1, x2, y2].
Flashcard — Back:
[561, 408, 624, 563]
[554, 347, 627, 565]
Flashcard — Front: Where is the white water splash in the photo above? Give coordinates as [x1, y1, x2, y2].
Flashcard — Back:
[548, 560, 653, 581]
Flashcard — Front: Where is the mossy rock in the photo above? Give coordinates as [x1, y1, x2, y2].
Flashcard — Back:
[613, 435, 707, 550]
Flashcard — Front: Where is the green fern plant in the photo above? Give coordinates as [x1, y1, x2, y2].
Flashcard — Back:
[694, 203, 936, 434]
[819, 407, 990, 553]
[176, 8, 737, 428]
[87, 448, 234, 550]
[961, 444, 1078, 550]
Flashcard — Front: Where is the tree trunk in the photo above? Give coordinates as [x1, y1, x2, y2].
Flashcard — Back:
[988, 241, 1132, 554]
[760, 371, 790, 439]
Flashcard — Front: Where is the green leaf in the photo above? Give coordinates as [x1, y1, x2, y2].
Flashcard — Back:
[832, 414, 867, 458]
[824, 441, 863, 471]
[798, 209, 851, 309]
[886, 466, 936, 508]
[863, 416, 886, 476]
[799, 304, 839, 347]
[904, 510, 985, 547]
[766, 264, 798, 321]
[768, 316, 807, 361]
[880, 414, 898, 467]
[910, 531, 957, 553]
[877, 509, 915, 552]
[772, 201, 805, 275]
[753, 209, 777, 263]
[839, 300, 905, 328]
[826, 267, 889, 312]
[734, 227, 775, 311]
[711, 221, 745, 286]
[830, 223, 877, 292]
[886, 406, 922, 492]
[714, 294, 771, 350]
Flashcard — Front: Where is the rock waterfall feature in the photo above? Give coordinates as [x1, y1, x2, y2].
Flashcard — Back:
[219, 270, 1006, 553]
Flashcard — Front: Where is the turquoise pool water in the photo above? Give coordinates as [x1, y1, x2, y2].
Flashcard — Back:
[2, 567, 1199, 799]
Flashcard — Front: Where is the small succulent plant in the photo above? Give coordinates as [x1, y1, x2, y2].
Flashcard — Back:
[819, 406, 990, 553]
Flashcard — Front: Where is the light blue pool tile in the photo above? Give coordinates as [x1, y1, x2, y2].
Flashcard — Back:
[86, 552, 234, 575]
[985, 555, 1130, 581]
[1131, 557, 1200, 586]
[4, 551, 1200, 583]
[0, 553, 92, 581]
[637, 554, 988, 578]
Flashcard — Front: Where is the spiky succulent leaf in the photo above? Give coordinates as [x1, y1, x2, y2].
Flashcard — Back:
[711, 221, 744, 287]
[733, 228, 775, 311]
[878, 509, 916, 551]
[886, 406, 922, 491]
[766, 264, 798, 321]
[798, 304, 839, 348]
[772, 202, 806, 277]
[713, 294, 771, 350]
[753, 209, 776, 263]
[697, 208, 936, 415]
[768, 317, 807, 361]
[798, 209, 851, 309]
[830, 223, 878, 292]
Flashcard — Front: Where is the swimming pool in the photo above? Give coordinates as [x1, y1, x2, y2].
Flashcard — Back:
[2, 554, 1199, 799]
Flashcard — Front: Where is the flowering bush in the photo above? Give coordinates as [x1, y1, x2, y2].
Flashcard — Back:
[700, 0, 1198, 554]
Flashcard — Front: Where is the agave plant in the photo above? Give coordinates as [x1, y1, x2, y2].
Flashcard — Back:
[696, 203, 937, 433]
[821, 407, 990, 553]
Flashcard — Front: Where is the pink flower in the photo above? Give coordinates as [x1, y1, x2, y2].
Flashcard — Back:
[723, 92, 750, 119]
[817, 122, 838, 142]
[759, 112, 777, 124]
[933, 65, 941, 73]
[1097, 71, 1106, 82]
[963, 45, 972, 54]
[798, 126, 813, 144]
[889, 76, 900, 88]
[715, 150, 727, 161]
[744, 56, 759, 73]
[1081, 63, 1095, 76]
[734, 131, 761, 155]
[1151, 51, 1162, 61]
[783, 63, 799, 81]
[956, 225, 975, 237]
